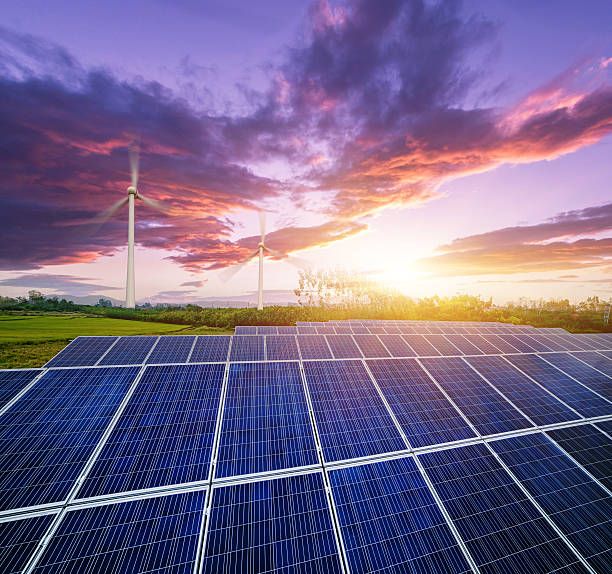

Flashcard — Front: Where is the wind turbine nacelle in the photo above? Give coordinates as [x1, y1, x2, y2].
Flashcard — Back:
[127, 186, 138, 198]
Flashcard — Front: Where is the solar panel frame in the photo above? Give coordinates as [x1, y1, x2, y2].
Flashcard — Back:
[44, 336, 118, 368]
[0, 369, 42, 412]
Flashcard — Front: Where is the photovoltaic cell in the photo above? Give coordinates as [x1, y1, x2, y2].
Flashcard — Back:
[420, 357, 532, 436]
[597, 350, 612, 360]
[502, 334, 538, 353]
[444, 335, 483, 355]
[145, 336, 195, 364]
[34, 490, 205, 573]
[265, 335, 299, 360]
[78, 363, 225, 498]
[201, 473, 343, 573]
[402, 335, 441, 356]
[297, 335, 332, 359]
[303, 360, 405, 462]
[330, 457, 471, 574]
[465, 355, 579, 426]
[277, 326, 297, 334]
[258, 326, 278, 335]
[229, 335, 264, 362]
[98, 336, 158, 366]
[547, 425, 612, 491]
[463, 334, 502, 355]
[570, 351, 612, 378]
[419, 443, 588, 574]
[0, 366, 139, 512]
[491, 433, 612, 573]
[595, 419, 612, 436]
[505, 354, 612, 418]
[325, 334, 362, 359]
[0, 513, 55, 574]
[215, 361, 317, 478]
[482, 334, 520, 353]
[297, 326, 317, 335]
[352, 334, 390, 358]
[234, 326, 256, 334]
[521, 334, 556, 352]
[378, 334, 415, 357]
[45, 336, 117, 367]
[0, 369, 40, 410]
[189, 336, 230, 363]
[368, 359, 476, 448]
[425, 335, 463, 356]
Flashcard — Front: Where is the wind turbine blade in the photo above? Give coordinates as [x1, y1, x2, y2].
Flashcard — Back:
[129, 143, 139, 188]
[139, 194, 172, 214]
[91, 196, 129, 225]
[259, 210, 266, 243]
[220, 251, 259, 282]
[265, 247, 311, 270]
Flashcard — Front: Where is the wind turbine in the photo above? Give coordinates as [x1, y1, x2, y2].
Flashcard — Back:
[222, 211, 309, 310]
[92, 145, 169, 308]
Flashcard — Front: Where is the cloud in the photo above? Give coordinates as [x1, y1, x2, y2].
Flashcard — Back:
[0, 273, 121, 296]
[419, 202, 612, 276]
[180, 279, 206, 288]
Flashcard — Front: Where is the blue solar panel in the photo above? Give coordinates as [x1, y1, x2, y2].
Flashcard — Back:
[421, 357, 533, 436]
[215, 361, 317, 478]
[352, 334, 390, 358]
[0, 513, 55, 574]
[571, 351, 612, 377]
[316, 325, 337, 335]
[368, 359, 476, 448]
[541, 353, 612, 401]
[189, 336, 230, 362]
[330, 456, 472, 574]
[444, 335, 483, 355]
[425, 335, 463, 356]
[419, 443, 588, 574]
[297, 325, 317, 334]
[234, 326, 256, 334]
[265, 335, 299, 360]
[597, 350, 612, 360]
[595, 419, 612, 436]
[378, 334, 415, 357]
[0, 366, 139, 512]
[33, 490, 205, 573]
[229, 335, 264, 361]
[297, 335, 332, 359]
[98, 336, 158, 365]
[547, 425, 612, 491]
[491, 433, 612, 573]
[325, 334, 362, 358]
[503, 334, 538, 352]
[505, 354, 612, 418]
[0, 369, 40, 410]
[277, 326, 297, 334]
[303, 360, 405, 462]
[521, 334, 557, 352]
[463, 334, 502, 354]
[483, 334, 521, 353]
[201, 473, 343, 573]
[45, 336, 117, 367]
[78, 363, 225, 498]
[402, 335, 440, 356]
[145, 336, 195, 364]
[465, 356, 580, 426]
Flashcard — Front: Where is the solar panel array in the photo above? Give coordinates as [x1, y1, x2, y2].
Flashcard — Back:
[1, 320, 611, 573]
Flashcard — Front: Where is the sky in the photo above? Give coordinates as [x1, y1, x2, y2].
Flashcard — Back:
[0, 0, 610, 305]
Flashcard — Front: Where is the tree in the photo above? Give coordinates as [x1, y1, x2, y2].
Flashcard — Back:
[96, 298, 113, 308]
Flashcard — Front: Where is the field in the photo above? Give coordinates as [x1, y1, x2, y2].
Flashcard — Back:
[0, 314, 230, 368]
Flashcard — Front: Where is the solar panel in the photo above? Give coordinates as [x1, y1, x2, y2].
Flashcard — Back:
[402, 335, 441, 356]
[419, 443, 588, 574]
[505, 354, 612, 418]
[277, 326, 297, 334]
[377, 334, 415, 357]
[571, 351, 612, 377]
[501, 334, 538, 353]
[424, 335, 463, 356]
[297, 334, 332, 359]
[215, 361, 318, 478]
[547, 425, 612, 490]
[303, 360, 406, 462]
[420, 357, 533, 436]
[229, 335, 264, 362]
[465, 355, 580, 426]
[77, 363, 225, 499]
[521, 334, 557, 352]
[0, 366, 139, 512]
[482, 334, 520, 353]
[98, 336, 158, 366]
[201, 473, 343, 573]
[444, 335, 483, 355]
[463, 334, 502, 354]
[597, 350, 612, 360]
[595, 419, 612, 436]
[352, 334, 391, 358]
[33, 490, 206, 573]
[0, 513, 55, 574]
[234, 326, 256, 335]
[145, 335, 195, 364]
[325, 334, 362, 358]
[329, 456, 472, 573]
[367, 359, 476, 448]
[297, 325, 317, 334]
[491, 433, 612, 572]
[0, 369, 40, 410]
[265, 334, 299, 360]
[189, 335, 231, 362]
[45, 336, 117, 367]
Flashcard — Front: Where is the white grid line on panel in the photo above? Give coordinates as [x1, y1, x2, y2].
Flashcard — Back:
[186, 335, 199, 363]
[567, 352, 612, 380]
[0, 369, 47, 418]
[93, 336, 120, 366]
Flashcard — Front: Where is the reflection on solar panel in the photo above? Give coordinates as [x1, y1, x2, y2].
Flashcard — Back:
[491, 433, 612, 572]
[463, 334, 502, 354]
[303, 360, 405, 462]
[189, 335, 230, 362]
[572, 351, 612, 377]
[419, 443, 588, 574]
[325, 334, 361, 359]
[0, 513, 55, 574]
[234, 326, 256, 335]
[421, 357, 532, 436]
[352, 334, 390, 358]
[201, 473, 343, 573]
[598, 350, 612, 360]
[229, 335, 264, 361]
[216, 362, 318, 478]
[502, 334, 537, 353]
[330, 456, 472, 574]
[425, 335, 462, 356]
[297, 334, 332, 359]
[505, 354, 612, 418]
[0, 369, 40, 410]
[368, 359, 476, 448]
[78, 363, 225, 498]
[547, 425, 612, 490]
[145, 335, 195, 364]
[265, 334, 299, 360]
[33, 490, 206, 573]
[45, 336, 117, 367]
[402, 334, 441, 356]
[482, 334, 520, 353]
[444, 335, 483, 355]
[0, 366, 139, 512]
[466, 355, 580, 426]
[98, 336, 158, 365]
[377, 334, 415, 357]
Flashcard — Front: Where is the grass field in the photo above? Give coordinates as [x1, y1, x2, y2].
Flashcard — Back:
[0, 314, 231, 368]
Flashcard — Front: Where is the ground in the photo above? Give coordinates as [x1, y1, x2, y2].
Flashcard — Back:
[0, 314, 231, 368]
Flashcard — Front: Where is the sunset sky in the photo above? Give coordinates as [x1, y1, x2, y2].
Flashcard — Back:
[1, 0, 611, 305]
